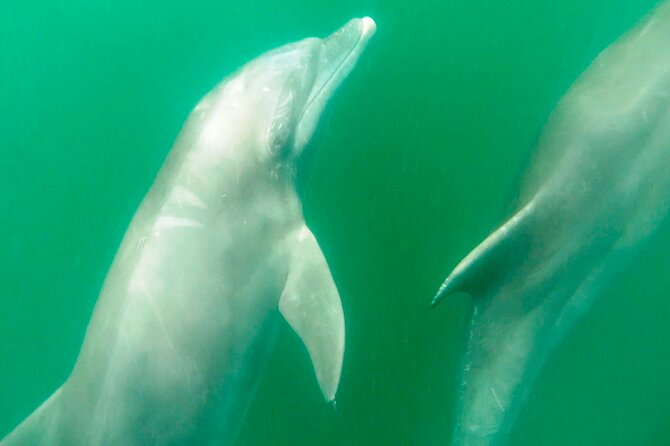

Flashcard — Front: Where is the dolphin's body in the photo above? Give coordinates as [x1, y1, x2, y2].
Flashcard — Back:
[433, 2, 670, 444]
[2, 17, 375, 446]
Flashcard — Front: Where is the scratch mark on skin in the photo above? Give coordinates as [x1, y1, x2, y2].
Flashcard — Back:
[490, 387, 504, 413]
[167, 185, 207, 210]
[137, 235, 148, 254]
[637, 17, 657, 39]
[190, 167, 210, 186]
[153, 216, 204, 232]
[142, 290, 178, 357]
[119, 325, 132, 352]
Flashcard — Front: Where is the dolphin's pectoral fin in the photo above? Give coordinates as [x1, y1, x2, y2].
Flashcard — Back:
[432, 199, 538, 306]
[279, 224, 344, 402]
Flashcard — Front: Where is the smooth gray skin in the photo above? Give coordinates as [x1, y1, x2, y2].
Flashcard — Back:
[433, 2, 670, 445]
[2, 17, 375, 446]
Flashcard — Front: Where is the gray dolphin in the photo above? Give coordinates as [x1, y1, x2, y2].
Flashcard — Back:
[433, 2, 670, 444]
[2, 17, 376, 446]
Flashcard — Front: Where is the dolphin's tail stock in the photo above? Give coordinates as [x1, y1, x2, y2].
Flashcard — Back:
[2, 387, 63, 445]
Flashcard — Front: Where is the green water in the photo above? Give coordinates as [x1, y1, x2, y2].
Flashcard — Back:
[2, 0, 670, 444]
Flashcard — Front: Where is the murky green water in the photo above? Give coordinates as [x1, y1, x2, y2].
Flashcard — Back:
[2, 0, 670, 444]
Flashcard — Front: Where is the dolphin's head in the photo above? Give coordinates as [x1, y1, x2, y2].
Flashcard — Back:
[231, 17, 376, 163]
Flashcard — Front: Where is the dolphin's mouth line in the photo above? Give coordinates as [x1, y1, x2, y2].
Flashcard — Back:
[297, 28, 366, 125]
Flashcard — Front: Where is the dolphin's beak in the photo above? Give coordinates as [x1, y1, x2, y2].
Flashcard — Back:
[294, 17, 376, 149]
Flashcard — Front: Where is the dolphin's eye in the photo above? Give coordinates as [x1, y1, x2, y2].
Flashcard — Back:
[268, 113, 291, 155]
[267, 82, 296, 157]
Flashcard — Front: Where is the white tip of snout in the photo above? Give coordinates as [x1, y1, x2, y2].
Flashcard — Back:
[361, 16, 377, 36]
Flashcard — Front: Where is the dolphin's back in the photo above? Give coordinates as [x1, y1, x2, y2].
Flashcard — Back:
[524, 0, 670, 200]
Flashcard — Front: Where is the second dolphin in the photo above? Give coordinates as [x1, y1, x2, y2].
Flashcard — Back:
[433, 2, 670, 445]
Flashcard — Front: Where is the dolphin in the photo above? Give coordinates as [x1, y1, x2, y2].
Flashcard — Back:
[2, 17, 376, 446]
[432, 2, 670, 444]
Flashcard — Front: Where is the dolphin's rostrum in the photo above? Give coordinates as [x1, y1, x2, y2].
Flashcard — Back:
[433, 2, 670, 445]
[2, 17, 376, 445]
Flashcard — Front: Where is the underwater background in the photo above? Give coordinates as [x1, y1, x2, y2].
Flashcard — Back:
[2, 0, 670, 444]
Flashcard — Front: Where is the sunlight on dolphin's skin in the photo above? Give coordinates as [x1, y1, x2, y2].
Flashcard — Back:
[1, 17, 376, 446]
[433, 2, 670, 444]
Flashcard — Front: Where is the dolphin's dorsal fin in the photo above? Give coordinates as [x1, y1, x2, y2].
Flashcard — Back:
[432, 199, 538, 306]
[279, 225, 344, 402]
